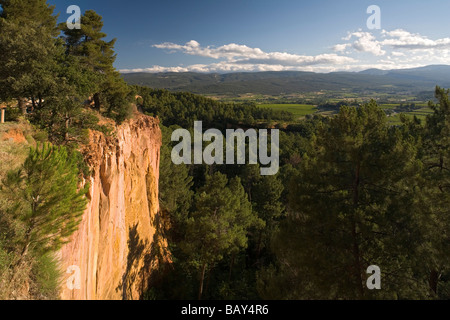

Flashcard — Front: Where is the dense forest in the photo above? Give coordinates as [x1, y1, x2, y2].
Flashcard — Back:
[137, 85, 450, 300]
[0, 0, 449, 300]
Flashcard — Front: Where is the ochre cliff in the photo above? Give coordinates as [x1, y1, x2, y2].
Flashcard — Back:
[58, 114, 165, 300]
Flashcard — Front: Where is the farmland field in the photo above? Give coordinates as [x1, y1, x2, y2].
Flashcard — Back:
[385, 106, 434, 125]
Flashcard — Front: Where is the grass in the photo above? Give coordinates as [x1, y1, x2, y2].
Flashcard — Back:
[385, 107, 434, 125]
[258, 104, 318, 118]
[0, 121, 33, 182]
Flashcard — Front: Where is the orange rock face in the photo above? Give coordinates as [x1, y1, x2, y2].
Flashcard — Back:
[58, 114, 165, 300]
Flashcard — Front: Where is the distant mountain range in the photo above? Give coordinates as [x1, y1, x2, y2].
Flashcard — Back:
[122, 65, 450, 97]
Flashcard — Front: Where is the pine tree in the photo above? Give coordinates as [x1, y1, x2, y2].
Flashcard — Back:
[270, 102, 429, 299]
[252, 174, 284, 258]
[1, 143, 89, 264]
[182, 172, 262, 299]
[159, 125, 194, 238]
[419, 86, 450, 297]
[60, 10, 132, 121]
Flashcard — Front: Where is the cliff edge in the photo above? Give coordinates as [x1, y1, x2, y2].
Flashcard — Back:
[58, 114, 164, 300]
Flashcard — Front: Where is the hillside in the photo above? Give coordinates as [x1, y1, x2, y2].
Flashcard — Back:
[122, 65, 450, 98]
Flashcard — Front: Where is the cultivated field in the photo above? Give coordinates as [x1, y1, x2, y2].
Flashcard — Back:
[258, 104, 318, 118]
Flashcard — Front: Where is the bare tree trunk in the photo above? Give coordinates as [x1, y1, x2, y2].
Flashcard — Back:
[65, 113, 70, 142]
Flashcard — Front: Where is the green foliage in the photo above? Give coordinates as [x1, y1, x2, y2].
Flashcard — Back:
[182, 172, 262, 299]
[147, 90, 450, 300]
[4, 107, 21, 122]
[258, 103, 315, 119]
[135, 86, 292, 128]
[32, 130, 49, 144]
[1, 143, 89, 257]
[59, 10, 133, 123]
[418, 86, 450, 298]
[265, 101, 432, 299]
[159, 125, 193, 218]
[0, 140, 88, 299]
[185, 172, 258, 263]
[1, 1, 133, 145]
[0, 0, 59, 110]
[31, 253, 62, 299]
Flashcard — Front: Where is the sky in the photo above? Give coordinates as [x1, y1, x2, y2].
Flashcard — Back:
[50, 0, 450, 73]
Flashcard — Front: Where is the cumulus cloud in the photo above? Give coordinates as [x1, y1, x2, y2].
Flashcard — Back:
[333, 43, 351, 53]
[334, 31, 385, 56]
[153, 41, 267, 60]
[334, 29, 450, 56]
[120, 29, 450, 74]
[154, 41, 355, 66]
[121, 40, 356, 73]
[381, 29, 450, 50]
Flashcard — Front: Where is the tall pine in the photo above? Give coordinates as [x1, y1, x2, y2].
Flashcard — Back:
[1, 143, 89, 263]
[60, 10, 132, 122]
[182, 172, 262, 299]
[269, 102, 429, 299]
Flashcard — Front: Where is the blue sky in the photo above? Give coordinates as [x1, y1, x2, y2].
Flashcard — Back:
[50, 0, 450, 73]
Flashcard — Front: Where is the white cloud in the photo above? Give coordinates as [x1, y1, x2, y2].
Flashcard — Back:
[334, 31, 385, 56]
[153, 41, 266, 60]
[334, 29, 450, 57]
[333, 43, 351, 53]
[153, 40, 355, 66]
[121, 29, 450, 74]
[381, 29, 450, 50]
[121, 41, 356, 73]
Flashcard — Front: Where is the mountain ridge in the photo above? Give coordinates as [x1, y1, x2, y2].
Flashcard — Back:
[122, 65, 450, 97]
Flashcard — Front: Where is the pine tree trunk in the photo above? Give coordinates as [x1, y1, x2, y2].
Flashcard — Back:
[93, 93, 101, 111]
[352, 162, 365, 299]
[18, 98, 27, 115]
[14, 226, 32, 268]
[198, 262, 207, 300]
[256, 230, 263, 259]
[204, 267, 213, 298]
[429, 270, 439, 296]
[31, 97, 36, 112]
[228, 254, 236, 282]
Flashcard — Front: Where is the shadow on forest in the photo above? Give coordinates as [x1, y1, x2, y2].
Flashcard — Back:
[115, 212, 171, 300]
